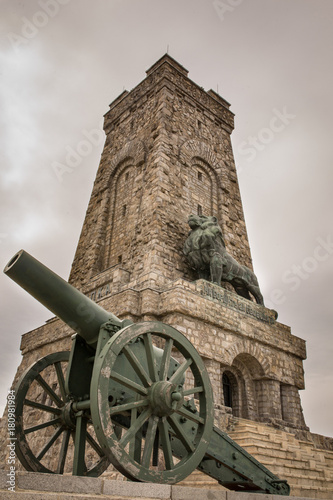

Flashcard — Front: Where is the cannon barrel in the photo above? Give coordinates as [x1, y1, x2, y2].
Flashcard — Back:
[4, 249, 122, 345]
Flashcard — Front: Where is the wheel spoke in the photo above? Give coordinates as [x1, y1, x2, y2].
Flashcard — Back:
[169, 358, 193, 385]
[36, 374, 64, 407]
[109, 398, 149, 415]
[159, 338, 173, 381]
[119, 407, 152, 448]
[158, 417, 174, 470]
[129, 394, 142, 462]
[24, 417, 62, 435]
[86, 431, 104, 457]
[141, 416, 159, 468]
[54, 361, 66, 401]
[57, 429, 70, 474]
[24, 399, 62, 415]
[37, 426, 64, 460]
[152, 426, 159, 466]
[182, 386, 204, 396]
[73, 413, 87, 476]
[167, 414, 195, 453]
[175, 406, 204, 425]
[109, 372, 148, 396]
[143, 333, 158, 382]
[123, 345, 152, 387]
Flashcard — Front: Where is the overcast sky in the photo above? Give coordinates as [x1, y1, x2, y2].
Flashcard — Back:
[0, 0, 332, 438]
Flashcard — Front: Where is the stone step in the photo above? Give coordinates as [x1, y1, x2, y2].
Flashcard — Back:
[231, 443, 331, 471]
[236, 438, 324, 460]
[258, 457, 332, 475]
[230, 437, 303, 455]
[230, 431, 287, 442]
[288, 485, 333, 500]
[178, 469, 222, 489]
[230, 429, 314, 449]
[179, 479, 222, 489]
[180, 464, 332, 494]
[280, 471, 333, 487]
[242, 447, 327, 466]
[0, 470, 320, 500]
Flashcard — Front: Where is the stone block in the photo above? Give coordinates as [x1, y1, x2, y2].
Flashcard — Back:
[0, 493, 59, 499]
[1, 493, 104, 500]
[17, 471, 103, 494]
[226, 493, 317, 500]
[226, 494, 272, 500]
[172, 485, 226, 500]
[103, 479, 171, 499]
[0, 469, 9, 489]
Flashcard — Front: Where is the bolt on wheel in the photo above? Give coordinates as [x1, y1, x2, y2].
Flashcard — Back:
[90, 322, 214, 483]
[14, 351, 109, 476]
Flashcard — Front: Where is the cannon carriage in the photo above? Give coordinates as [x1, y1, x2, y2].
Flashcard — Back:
[4, 250, 290, 495]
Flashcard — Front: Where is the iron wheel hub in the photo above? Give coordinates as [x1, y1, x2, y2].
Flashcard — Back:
[148, 381, 184, 417]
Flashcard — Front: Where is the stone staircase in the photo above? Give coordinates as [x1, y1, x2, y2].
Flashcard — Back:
[180, 420, 333, 499]
[227, 419, 333, 499]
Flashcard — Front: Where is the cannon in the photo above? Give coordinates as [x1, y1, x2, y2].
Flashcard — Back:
[4, 250, 290, 495]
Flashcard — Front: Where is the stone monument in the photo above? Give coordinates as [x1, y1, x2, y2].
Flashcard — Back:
[1, 54, 332, 498]
[3, 52, 308, 435]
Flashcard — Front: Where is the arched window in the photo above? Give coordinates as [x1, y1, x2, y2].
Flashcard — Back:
[105, 162, 143, 269]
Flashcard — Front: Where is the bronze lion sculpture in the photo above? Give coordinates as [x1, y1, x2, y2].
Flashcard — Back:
[183, 214, 264, 305]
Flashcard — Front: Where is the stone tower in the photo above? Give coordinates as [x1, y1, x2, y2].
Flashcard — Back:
[69, 55, 253, 291]
[65, 54, 307, 432]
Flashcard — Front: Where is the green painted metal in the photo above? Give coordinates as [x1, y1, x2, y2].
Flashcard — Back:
[65, 334, 95, 399]
[5, 250, 290, 494]
[4, 250, 123, 345]
[72, 411, 87, 476]
[201, 427, 290, 495]
[13, 352, 110, 476]
[90, 321, 214, 484]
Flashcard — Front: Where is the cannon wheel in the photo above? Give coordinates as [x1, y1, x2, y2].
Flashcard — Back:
[14, 351, 109, 476]
[90, 322, 214, 484]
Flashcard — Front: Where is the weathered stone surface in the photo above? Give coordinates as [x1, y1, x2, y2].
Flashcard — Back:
[172, 485, 227, 499]
[103, 479, 171, 498]
[0, 470, 322, 499]
[0, 470, 324, 499]
[17, 471, 103, 494]
[0, 469, 8, 489]
[68, 55, 252, 289]
[226, 494, 272, 500]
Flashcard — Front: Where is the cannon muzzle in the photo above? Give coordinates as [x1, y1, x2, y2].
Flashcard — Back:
[4, 249, 122, 345]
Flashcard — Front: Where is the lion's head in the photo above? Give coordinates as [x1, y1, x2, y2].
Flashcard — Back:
[187, 214, 217, 230]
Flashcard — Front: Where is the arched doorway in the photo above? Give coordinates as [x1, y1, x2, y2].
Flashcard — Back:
[232, 354, 265, 421]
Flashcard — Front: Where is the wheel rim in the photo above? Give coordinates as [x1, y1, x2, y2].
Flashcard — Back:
[90, 322, 213, 483]
[14, 351, 109, 476]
